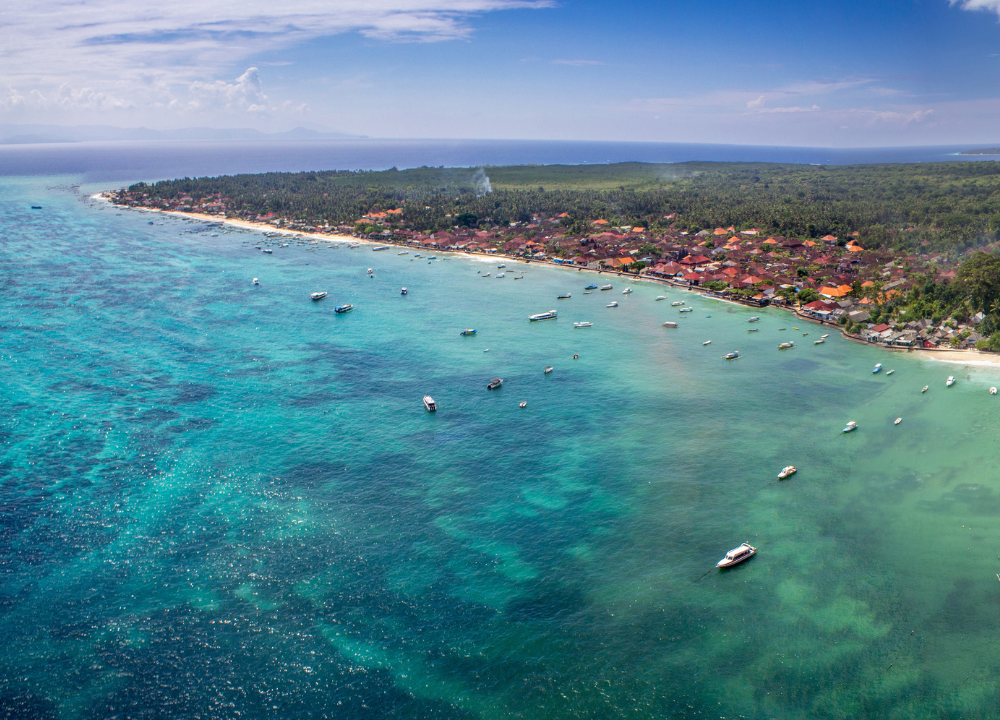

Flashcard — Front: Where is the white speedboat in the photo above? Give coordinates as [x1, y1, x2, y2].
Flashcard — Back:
[947, 376, 955, 387]
[622, 287, 632, 294]
[716, 543, 756, 569]
[814, 339, 824, 344]
[482, 273, 491, 277]
[519, 401, 527, 408]
[843, 421, 858, 433]
[544, 366, 553, 374]
[252, 278, 259, 285]
[655, 296, 667, 301]
[496, 273, 505, 278]
[703, 340, 712, 345]
[607, 302, 618, 308]
[894, 417, 901, 425]
[671, 301, 684, 307]
[529, 310, 558, 321]
[574, 321, 592, 328]
[662, 321, 678, 328]
[886, 370, 894, 375]
[487, 377, 503, 390]
[777, 466, 796, 479]
[748, 317, 759, 323]
[724, 351, 740, 360]
[600, 284, 613, 291]
[991, 387, 997, 395]
[398, 251, 408, 255]
[423, 396, 436, 411]
[310, 291, 327, 301]
[679, 307, 693, 313]
[921, 385, 928, 393]
[262, 248, 273, 254]
[872, 363, 882, 374]
[821, 333, 829, 338]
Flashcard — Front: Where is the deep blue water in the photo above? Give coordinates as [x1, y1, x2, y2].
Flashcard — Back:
[0, 138, 995, 183]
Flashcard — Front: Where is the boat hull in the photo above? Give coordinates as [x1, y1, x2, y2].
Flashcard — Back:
[717, 547, 756, 568]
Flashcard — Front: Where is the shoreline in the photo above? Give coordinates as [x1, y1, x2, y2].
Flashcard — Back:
[100, 196, 1000, 369]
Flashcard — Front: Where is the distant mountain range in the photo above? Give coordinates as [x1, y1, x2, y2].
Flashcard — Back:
[0, 124, 366, 144]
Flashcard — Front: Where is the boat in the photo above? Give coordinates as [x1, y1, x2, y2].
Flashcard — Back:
[398, 251, 408, 255]
[349, 243, 360, 248]
[310, 291, 328, 301]
[514, 275, 522, 280]
[655, 296, 667, 301]
[821, 334, 829, 339]
[703, 340, 712, 346]
[334, 304, 353, 313]
[372, 246, 390, 251]
[482, 273, 491, 278]
[894, 418, 902, 425]
[30, 205, 42, 210]
[414, 253, 422, 258]
[778, 342, 794, 349]
[262, 248, 273, 254]
[529, 310, 558, 321]
[252, 278, 259, 285]
[496, 273, 505, 278]
[583, 291, 592, 294]
[802, 332, 809, 336]
[679, 307, 693, 313]
[792, 327, 799, 330]
[367, 268, 373, 274]
[497, 264, 506, 269]
[872, 364, 882, 374]
[671, 301, 684, 307]
[544, 366, 553, 374]
[724, 351, 740, 360]
[460, 329, 477, 336]
[607, 302, 618, 308]
[573, 354, 579, 359]
[662, 321, 678, 328]
[519, 401, 527, 408]
[947, 376, 955, 387]
[574, 322, 593, 328]
[814, 339, 824, 344]
[428, 256, 437, 260]
[585, 284, 598, 290]
[487, 378, 503, 390]
[622, 288, 632, 294]
[600, 284, 613, 291]
[748, 317, 759, 323]
[423, 396, 437, 411]
[992, 387, 998, 395]
[843, 421, 858, 433]
[716, 543, 756, 569]
[921, 385, 928, 393]
[749, 328, 759, 332]
[886, 370, 894, 375]
[401, 287, 408, 295]
[777, 466, 796, 479]
[557, 293, 572, 299]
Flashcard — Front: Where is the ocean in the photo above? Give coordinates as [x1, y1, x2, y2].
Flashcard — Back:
[0, 138, 997, 183]
[4, 155, 1000, 718]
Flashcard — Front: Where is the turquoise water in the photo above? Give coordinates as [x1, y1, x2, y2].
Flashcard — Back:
[5, 177, 1000, 719]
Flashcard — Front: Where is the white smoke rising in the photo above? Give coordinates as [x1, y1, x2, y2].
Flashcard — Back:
[472, 168, 492, 195]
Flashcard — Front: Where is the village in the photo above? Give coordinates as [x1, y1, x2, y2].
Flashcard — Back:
[111, 189, 987, 351]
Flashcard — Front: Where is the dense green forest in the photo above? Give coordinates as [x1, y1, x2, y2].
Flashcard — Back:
[126, 161, 1000, 253]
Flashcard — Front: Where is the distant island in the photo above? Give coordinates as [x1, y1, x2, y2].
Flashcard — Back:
[960, 148, 1000, 155]
[109, 160, 1000, 352]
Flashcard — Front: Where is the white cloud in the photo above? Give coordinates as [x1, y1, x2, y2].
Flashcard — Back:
[746, 95, 765, 108]
[950, 0, 1000, 16]
[759, 104, 821, 113]
[0, 0, 553, 117]
[189, 67, 268, 113]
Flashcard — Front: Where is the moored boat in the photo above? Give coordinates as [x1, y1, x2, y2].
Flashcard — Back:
[778, 341, 794, 349]
[679, 307, 693, 313]
[310, 291, 328, 301]
[557, 293, 571, 299]
[574, 321, 593, 328]
[496, 273, 505, 278]
[607, 301, 618, 308]
[487, 377, 503, 390]
[873, 363, 882, 374]
[662, 321, 678, 328]
[821, 333, 830, 338]
[482, 273, 491, 277]
[894, 417, 901, 425]
[253, 278, 259, 285]
[401, 287, 408, 295]
[600, 284, 613, 291]
[843, 421, 858, 433]
[777, 465, 796, 479]
[947, 375, 955, 387]
[992, 387, 998, 395]
[262, 248, 273, 254]
[655, 295, 667, 301]
[398, 251, 408, 255]
[748, 317, 759, 323]
[671, 301, 684, 306]
[703, 340, 712, 345]
[334, 304, 353, 313]
[461, 329, 477, 336]
[749, 328, 759, 333]
[921, 385, 928, 393]
[529, 310, 558, 321]
[544, 366, 553, 374]
[716, 543, 756, 569]
[622, 287, 632, 294]
[886, 369, 894, 375]
[423, 396, 437, 411]
[519, 401, 527, 408]
[585, 284, 598, 290]
[724, 351, 740, 360]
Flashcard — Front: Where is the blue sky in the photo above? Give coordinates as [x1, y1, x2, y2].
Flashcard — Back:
[4, 0, 1000, 145]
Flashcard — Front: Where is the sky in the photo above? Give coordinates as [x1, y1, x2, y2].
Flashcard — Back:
[4, 0, 1000, 146]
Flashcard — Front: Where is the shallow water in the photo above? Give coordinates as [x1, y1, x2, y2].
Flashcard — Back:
[4, 177, 1000, 719]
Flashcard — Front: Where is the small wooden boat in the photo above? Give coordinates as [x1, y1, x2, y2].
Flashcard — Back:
[821, 334, 829, 338]
[886, 370, 894, 375]
[777, 466, 796, 479]
[703, 340, 712, 346]
[814, 339, 824, 344]
[716, 543, 756, 569]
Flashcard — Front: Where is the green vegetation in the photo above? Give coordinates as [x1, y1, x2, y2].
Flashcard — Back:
[124, 161, 1000, 253]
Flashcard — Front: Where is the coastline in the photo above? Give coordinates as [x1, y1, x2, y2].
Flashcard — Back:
[98, 195, 1000, 368]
